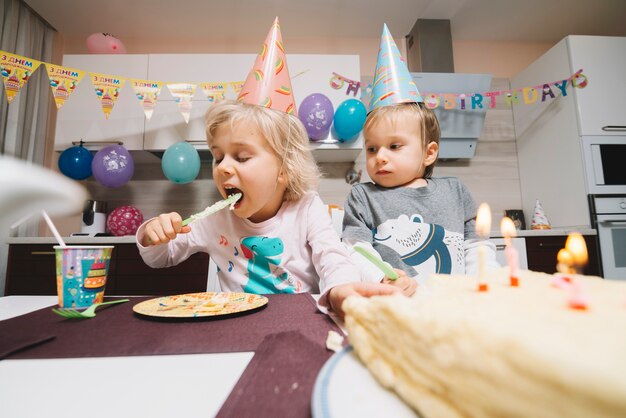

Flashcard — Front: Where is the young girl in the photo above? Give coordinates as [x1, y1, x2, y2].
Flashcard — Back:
[136, 100, 409, 313]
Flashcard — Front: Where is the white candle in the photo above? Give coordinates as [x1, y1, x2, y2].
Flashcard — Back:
[500, 217, 519, 286]
[475, 203, 491, 292]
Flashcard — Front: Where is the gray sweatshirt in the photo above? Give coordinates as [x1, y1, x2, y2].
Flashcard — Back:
[343, 177, 497, 281]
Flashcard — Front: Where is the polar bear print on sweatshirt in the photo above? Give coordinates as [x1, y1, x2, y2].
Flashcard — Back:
[373, 214, 463, 275]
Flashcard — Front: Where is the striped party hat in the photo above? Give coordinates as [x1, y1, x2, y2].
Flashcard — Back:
[368, 24, 422, 112]
[236, 17, 296, 115]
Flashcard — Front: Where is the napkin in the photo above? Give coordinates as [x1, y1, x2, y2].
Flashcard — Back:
[216, 330, 334, 418]
[0, 332, 55, 360]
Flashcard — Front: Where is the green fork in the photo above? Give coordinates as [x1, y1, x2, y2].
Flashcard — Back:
[51, 299, 130, 319]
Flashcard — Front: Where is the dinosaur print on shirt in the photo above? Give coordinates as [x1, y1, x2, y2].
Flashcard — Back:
[240, 236, 298, 294]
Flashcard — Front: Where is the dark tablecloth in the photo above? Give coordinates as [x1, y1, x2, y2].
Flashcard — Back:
[0, 293, 342, 417]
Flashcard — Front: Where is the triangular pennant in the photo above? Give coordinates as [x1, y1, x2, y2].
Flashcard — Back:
[199, 82, 227, 103]
[229, 81, 245, 97]
[0, 51, 42, 104]
[236, 17, 297, 115]
[369, 24, 422, 112]
[166, 83, 196, 123]
[130, 79, 163, 119]
[44, 63, 85, 109]
[89, 72, 126, 120]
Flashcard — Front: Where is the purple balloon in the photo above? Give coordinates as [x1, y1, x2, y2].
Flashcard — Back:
[298, 93, 334, 141]
[92, 145, 134, 188]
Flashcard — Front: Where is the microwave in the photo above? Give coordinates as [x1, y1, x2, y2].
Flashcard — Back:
[581, 136, 626, 195]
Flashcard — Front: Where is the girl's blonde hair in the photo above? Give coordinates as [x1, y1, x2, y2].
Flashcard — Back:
[205, 100, 320, 201]
[364, 102, 441, 178]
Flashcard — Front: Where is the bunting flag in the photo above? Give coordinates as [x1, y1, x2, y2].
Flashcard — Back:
[199, 82, 227, 103]
[166, 82, 196, 123]
[45, 63, 85, 109]
[229, 81, 244, 96]
[130, 79, 163, 119]
[89, 72, 126, 119]
[0, 51, 42, 104]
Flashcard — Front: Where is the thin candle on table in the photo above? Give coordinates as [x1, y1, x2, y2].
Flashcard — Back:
[475, 203, 491, 292]
[500, 217, 520, 287]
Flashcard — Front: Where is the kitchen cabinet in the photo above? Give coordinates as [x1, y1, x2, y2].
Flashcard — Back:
[511, 36, 626, 229]
[54, 55, 149, 151]
[525, 235, 600, 276]
[5, 243, 209, 296]
[55, 54, 364, 162]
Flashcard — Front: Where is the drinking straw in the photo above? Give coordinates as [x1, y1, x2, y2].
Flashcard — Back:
[41, 210, 66, 247]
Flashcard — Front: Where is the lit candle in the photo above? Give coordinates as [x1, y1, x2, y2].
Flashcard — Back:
[552, 248, 574, 289]
[564, 233, 590, 310]
[475, 203, 492, 292]
[500, 217, 519, 287]
[565, 232, 588, 274]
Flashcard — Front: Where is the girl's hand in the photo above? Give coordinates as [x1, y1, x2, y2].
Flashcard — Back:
[328, 282, 400, 318]
[381, 269, 417, 297]
[142, 212, 191, 246]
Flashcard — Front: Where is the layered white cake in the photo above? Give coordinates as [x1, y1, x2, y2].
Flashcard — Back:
[343, 268, 626, 418]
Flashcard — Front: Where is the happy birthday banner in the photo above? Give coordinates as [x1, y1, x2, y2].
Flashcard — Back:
[2, 50, 588, 120]
[330, 69, 589, 110]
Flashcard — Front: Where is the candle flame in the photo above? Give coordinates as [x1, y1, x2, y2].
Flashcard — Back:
[565, 233, 588, 266]
[500, 217, 517, 238]
[475, 203, 491, 238]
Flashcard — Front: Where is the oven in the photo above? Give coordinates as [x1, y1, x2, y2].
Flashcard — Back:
[581, 136, 626, 195]
[589, 195, 626, 280]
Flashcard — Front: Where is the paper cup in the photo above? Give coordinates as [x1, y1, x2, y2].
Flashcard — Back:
[54, 246, 114, 309]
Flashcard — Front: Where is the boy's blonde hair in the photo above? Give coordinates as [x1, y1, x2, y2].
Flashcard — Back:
[364, 102, 441, 178]
[205, 100, 320, 201]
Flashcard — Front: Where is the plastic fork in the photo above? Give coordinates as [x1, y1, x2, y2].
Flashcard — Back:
[51, 299, 130, 319]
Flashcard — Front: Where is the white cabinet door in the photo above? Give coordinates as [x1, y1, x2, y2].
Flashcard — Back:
[568, 36, 626, 136]
[492, 238, 528, 270]
[143, 54, 363, 162]
[54, 55, 148, 151]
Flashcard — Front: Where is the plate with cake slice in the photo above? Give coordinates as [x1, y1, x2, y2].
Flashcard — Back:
[312, 346, 417, 418]
[133, 292, 268, 320]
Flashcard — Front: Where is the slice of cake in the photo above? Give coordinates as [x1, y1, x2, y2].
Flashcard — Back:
[343, 268, 626, 418]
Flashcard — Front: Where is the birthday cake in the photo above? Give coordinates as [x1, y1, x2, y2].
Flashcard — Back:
[343, 268, 626, 418]
[83, 259, 107, 290]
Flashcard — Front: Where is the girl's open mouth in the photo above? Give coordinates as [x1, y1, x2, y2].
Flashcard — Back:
[226, 188, 243, 208]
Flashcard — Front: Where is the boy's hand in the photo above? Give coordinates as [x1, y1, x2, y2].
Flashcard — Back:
[381, 269, 417, 297]
[142, 212, 191, 246]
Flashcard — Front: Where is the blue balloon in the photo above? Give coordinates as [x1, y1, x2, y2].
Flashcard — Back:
[58, 145, 93, 180]
[161, 141, 201, 184]
[333, 99, 367, 142]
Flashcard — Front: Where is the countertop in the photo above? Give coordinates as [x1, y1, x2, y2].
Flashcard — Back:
[5, 227, 596, 245]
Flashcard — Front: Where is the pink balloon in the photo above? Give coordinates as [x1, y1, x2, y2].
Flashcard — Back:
[86, 33, 127, 54]
[107, 205, 143, 236]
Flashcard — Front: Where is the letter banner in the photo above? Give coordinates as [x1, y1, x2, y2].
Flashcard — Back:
[166, 83, 196, 124]
[89, 72, 126, 120]
[130, 79, 164, 120]
[45, 63, 86, 109]
[332, 69, 588, 110]
[330, 72, 361, 97]
[1, 51, 42, 104]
